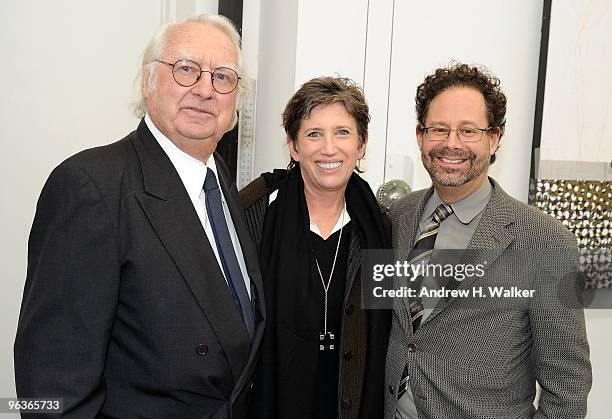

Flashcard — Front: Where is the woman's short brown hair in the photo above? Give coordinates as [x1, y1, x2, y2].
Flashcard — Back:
[282, 76, 370, 169]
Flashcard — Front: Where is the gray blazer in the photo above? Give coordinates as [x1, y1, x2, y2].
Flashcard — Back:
[385, 178, 591, 419]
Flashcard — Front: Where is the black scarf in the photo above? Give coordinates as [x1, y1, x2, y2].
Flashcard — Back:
[251, 165, 390, 418]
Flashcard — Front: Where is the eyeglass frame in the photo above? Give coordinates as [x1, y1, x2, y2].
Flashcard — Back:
[418, 125, 494, 143]
[153, 59, 241, 94]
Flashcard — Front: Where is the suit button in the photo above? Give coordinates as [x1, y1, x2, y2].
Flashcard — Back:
[345, 304, 354, 315]
[388, 385, 395, 395]
[343, 350, 353, 361]
[407, 343, 417, 353]
[341, 399, 353, 409]
[196, 344, 208, 356]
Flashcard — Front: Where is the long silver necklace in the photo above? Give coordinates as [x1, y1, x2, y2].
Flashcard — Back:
[315, 204, 345, 352]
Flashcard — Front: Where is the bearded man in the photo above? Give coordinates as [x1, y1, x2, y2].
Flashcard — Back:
[384, 63, 591, 419]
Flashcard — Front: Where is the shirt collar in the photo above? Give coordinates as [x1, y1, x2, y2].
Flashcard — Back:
[309, 205, 351, 238]
[145, 115, 218, 206]
[424, 178, 493, 225]
[268, 189, 352, 238]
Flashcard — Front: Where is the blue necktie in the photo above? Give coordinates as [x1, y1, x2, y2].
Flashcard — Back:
[204, 168, 255, 338]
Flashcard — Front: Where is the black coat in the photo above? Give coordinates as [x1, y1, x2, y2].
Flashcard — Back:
[15, 120, 265, 418]
[240, 174, 391, 419]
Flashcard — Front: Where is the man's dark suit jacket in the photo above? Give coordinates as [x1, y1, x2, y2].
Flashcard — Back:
[14, 120, 265, 418]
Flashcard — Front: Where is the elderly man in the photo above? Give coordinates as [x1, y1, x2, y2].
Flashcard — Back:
[14, 13, 264, 418]
[385, 63, 591, 418]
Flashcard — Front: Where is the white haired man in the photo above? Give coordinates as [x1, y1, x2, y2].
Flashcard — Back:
[15, 13, 264, 418]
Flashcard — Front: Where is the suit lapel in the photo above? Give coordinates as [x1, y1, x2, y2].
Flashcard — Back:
[129, 121, 250, 383]
[214, 154, 268, 398]
[394, 189, 432, 335]
[214, 153, 265, 326]
[396, 190, 431, 258]
[423, 179, 515, 323]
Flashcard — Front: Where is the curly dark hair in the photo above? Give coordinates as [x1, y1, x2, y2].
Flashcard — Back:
[416, 62, 507, 164]
[282, 76, 370, 170]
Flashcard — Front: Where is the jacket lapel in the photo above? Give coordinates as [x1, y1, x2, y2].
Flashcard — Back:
[394, 189, 433, 335]
[214, 153, 265, 326]
[214, 154, 268, 399]
[396, 190, 431, 260]
[423, 179, 515, 323]
[129, 121, 250, 383]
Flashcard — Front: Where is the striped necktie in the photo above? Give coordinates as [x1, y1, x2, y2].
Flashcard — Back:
[398, 203, 453, 401]
[408, 203, 454, 330]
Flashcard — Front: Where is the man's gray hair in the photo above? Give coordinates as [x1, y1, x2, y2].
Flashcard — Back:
[133, 13, 250, 127]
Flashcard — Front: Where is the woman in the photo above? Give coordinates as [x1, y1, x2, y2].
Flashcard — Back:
[241, 77, 391, 418]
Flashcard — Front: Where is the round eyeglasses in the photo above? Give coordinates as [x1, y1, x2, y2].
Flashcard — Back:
[420, 126, 492, 143]
[154, 59, 240, 94]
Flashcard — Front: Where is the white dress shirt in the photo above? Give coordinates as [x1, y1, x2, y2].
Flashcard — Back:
[145, 115, 251, 298]
[268, 188, 351, 239]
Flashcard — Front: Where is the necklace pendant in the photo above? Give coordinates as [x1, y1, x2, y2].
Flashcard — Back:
[319, 332, 336, 351]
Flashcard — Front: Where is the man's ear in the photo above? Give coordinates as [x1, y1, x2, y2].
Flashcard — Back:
[287, 136, 299, 161]
[416, 126, 424, 151]
[488, 129, 501, 156]
[141, 70, 150, 99]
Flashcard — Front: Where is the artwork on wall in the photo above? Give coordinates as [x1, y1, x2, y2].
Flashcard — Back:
[529, 179, 611, 289]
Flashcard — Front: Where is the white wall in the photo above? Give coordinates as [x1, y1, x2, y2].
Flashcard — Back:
[294, 0, 368, 86]
[250, 0, 299, 177]
[585, 309, 612, 419]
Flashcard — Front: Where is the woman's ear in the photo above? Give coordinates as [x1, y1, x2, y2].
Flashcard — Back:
[358, 134, 368, 159]
[287, 136, 299, 162]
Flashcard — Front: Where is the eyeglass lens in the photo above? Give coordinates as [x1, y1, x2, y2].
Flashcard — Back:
[425, 127, 485, 142]
[171, 60, 239, 93]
